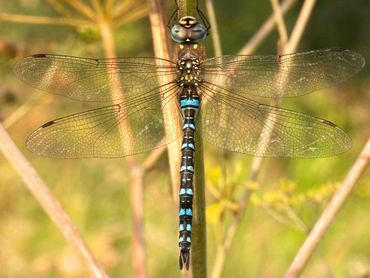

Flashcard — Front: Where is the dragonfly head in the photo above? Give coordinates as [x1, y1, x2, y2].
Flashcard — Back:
[171, 16, 208, 44]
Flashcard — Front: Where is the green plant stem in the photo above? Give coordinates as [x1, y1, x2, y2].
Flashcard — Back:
[191, 123, 207, 277]
[177, 0, 197, 18]
[175, 0, 207, 275]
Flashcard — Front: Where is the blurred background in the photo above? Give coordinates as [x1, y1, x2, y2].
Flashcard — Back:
[0, 0, 369, 277]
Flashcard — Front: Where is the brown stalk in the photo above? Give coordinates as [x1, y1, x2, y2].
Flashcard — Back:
[0, 124, 108, 277]
[63, 0, 96, 20]
[94, 1, 147, 276]
[3, 91, 43, 128]
[2, 1, 174, 275]
[205, 0, 222, 57]
[113, 5, 148, 28]
[238, 0, 297, 55]
[47, 0, 75, 18]
[270, 0, 289, 47]
[147, 0, 182, 201]
[285, 138, 370, 277]
[113, 0, 142, 20]
[0, 12, 94, 27]
[211, 1, 315, 277]
[105, 0, 116, 12]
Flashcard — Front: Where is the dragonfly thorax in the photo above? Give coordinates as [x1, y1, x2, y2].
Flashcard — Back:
[176, 58, 201, 87]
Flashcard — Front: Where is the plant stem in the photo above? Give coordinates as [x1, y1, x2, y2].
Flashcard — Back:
[238, 0, 297, 55]
[205, 0, 222, 57]
[96, 6, 147, 277]
[0, 12, 94, 27]
[175, 0, 207, 275]
[147, 0, 182, 201]
[192, 123, 207, 277]
[211, 0, 313, 276]
[0, 124, 108, 278]
[285, 138, 370, 278]
[177, 0, 197, 18]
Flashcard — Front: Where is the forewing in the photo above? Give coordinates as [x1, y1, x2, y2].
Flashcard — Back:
[26, 84, 181, 158]
[199, 83, 351, 157]
[201, 49, 365, 98]
[14, 54, 177, 101]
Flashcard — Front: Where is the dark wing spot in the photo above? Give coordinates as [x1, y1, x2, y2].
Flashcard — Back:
[41, 120, 55, 128]
[321, 119, 337, 127]
[32, 54, 47, 58]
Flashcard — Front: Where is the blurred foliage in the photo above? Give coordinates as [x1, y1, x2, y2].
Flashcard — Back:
[0, 0, 369, 277]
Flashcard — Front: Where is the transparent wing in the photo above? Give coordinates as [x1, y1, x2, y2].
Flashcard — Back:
[201, 49, 365, 98]
[13, 54, 178, 101]
[199, 82, 351, 157]
[26, 84, 181, 158]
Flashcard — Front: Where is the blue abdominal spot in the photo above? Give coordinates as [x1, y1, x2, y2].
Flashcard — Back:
[180, 99, 200, 108]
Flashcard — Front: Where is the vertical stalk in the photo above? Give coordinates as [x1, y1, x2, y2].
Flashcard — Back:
[205, 0, 222, 57]
[177, 0, 197, 18]
[211, 0, 313, 277]
[192, 122, 207, 277]
[95, 2, 146, 277]
[176, 0, 207, 275]
[147, 0, 182, 201]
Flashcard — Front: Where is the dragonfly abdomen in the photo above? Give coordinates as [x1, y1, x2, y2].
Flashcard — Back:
[178, 85, 200, 270]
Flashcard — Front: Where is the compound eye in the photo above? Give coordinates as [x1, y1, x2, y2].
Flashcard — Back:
[189, 24, 208, 42]
[171, 25, 187, 43]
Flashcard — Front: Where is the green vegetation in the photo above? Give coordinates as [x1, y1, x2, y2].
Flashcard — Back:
[0, 0, 369, 277]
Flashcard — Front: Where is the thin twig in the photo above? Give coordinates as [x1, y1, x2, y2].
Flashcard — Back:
[105, 0, 116, 12]
[238, 0, 297, 55]
[113, 0, 143, 20]
[142, 144, 167, 172]
[205, 0, 222, 57]
[270, 0, 288, 47]
[0, 124, 108, 278]
[147, 0, 181, 201]
[63, 0, 96, 20]
[0, 12, 94, 27]
[211, 1, 315, 277]
[3, 91, 43, 128]
[285, 138, 370, 278]
[96, 6, 147, 277]
[113, 5, 148, 28]
[47, 0, 74, 18]
[285, 0, 316, 53]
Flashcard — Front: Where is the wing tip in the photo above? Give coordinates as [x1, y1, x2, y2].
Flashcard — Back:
[331, 48, 366, 71]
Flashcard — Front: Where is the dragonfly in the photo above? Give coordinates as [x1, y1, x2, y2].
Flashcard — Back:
[13, 6, 364, 271]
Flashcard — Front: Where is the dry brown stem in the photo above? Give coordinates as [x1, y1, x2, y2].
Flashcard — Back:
[94, 2, 147, 276]
[238, 0, 297, 55]
[211, 1, 315, 277]
[205, 0, 222, 57]
[0, 124, 108, 278]
[0, 12, 93, 27]
[147, 0, 181, 201]
[64, 0, 96, 20]
[285, 138, 370, 277]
